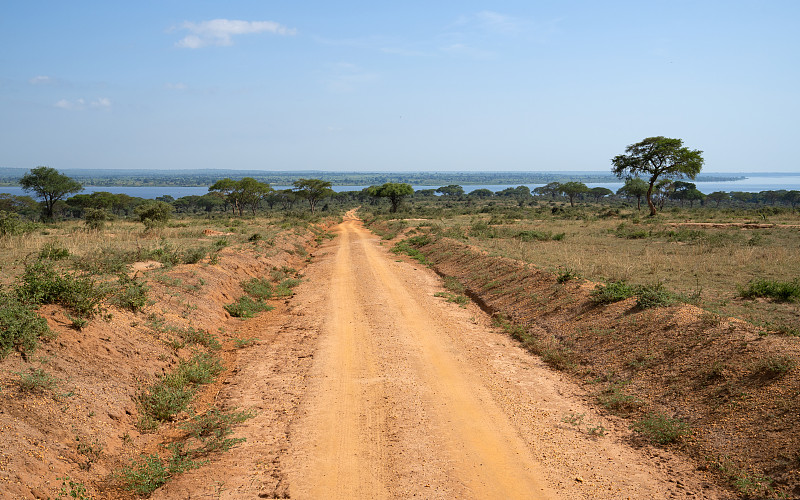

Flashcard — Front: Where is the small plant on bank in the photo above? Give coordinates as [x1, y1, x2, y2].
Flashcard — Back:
[0, 293, 52, 360]
[138, 352, 223, 422]
[56, 476, 93, 500]
[111, 274, 149, 313]
[181, 407, 255, 455]
[634, 282, 681, 309]
[556, 267, 578, 284]
[590, 281, 636, 304]
[224, 296, 273, 318]
[16, 367, 59, 393]
[630, 412, 689, 444]
[751, 355, 796, 379]
[16, 260, 106, 321]
[241, 277, 273, 300]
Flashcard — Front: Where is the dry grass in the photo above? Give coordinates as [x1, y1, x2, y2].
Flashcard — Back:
[0, 217, 284, 286]
[407, 207, 800, 335]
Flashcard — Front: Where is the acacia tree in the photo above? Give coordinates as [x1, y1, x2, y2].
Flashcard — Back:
[293, 178, 334, 213]
[616, 177, 649, 211]
[707, 191, 729, 207]
[588, 186, 613, 202]
[533, 181, 562, 199]
[367, 183, 414, 213]
[559, 181, 588, 207]
[611, 136, 704, 216]
[19, 166, 83, 220]
[435, 184, 464, 197]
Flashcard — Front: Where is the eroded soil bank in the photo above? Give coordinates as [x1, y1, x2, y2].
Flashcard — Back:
[399, 232, 799, 498]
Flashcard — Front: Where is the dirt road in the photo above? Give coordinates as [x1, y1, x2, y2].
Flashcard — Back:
[155, 213, 728, 499]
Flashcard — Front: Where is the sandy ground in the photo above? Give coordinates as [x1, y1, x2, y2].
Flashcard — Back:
[156, 212, 730, 499]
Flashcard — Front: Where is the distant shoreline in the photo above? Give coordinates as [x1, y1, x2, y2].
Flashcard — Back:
[0, 169, 753, 188]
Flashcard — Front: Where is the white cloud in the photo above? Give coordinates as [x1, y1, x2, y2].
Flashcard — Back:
[165, 82, 188, 91]
[476, 11, 523, 34]
[174, 19, 296, 48]
[54, 97, 111, 110]
[29, 75, 53, 85]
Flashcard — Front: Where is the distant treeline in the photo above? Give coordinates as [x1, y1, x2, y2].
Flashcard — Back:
[0, 168, 744, 187]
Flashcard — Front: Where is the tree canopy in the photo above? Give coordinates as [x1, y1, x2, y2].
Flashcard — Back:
[293, 178, 334, 213]
[435, 185, 464, 197]
[616, 177, 649, 211]
[559, 181, 588, 207]
[367, 183, 414, 212]
[19, 166, 83, 220]
[611, 136, 704, 216]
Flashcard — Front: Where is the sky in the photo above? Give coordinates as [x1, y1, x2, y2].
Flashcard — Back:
[1, 1, 798, 173]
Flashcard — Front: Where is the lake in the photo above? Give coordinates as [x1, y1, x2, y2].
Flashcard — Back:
[1, 175, 799, 199]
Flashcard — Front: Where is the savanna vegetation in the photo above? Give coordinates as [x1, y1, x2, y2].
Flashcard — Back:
[2, 162, 798, 497]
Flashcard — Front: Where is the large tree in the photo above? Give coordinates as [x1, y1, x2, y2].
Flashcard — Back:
[19, 166, 83, 220]
[367, 183, 414, 213]
[293, 178, 334, 213]
[611, 136, 704, 216]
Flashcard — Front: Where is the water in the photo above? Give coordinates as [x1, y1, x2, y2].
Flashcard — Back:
[1, 175, 798, 199]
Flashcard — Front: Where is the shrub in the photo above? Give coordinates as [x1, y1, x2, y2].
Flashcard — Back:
[111, 274, 149, 312]
[591, 281, 636, 304]
[138, 378, 194, 422]
[515, 230, 565, 242]
[751, 355, 796, 378]
[16, 261, 106, 320]
[631, 412, 688, 444]
[739, 279, 800, 303]
[134, 201, 172, 230]
[16, 367, 58, 393]
[635, 282, 681, 309]
[224, 296, 273, 318]
[38, 243, 70, 260]
[181, 407, 255, 456]
[117, 454, 171, 494]
[84, 207, 108, 230]
[241, 278, 273, 300]
[175, 352, 224, 386]
[0, 293, 52, 359]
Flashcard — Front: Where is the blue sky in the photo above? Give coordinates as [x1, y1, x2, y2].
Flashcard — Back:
[1, 1, 798, 172]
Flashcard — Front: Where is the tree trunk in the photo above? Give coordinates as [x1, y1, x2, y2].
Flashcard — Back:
[646, 181, 657, 216]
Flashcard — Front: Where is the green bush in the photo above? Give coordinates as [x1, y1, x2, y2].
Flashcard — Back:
[38, 243, 70, 260]
[134, 201, 172, 230]
[224, 296, 273, 318]
[16, 261, 106, 320]
[16, 367, 58, 393]
[138, 378, 194, 422]
[117, 453, 171, 494]
[515, 230, 565, 242]
[635, 282, 681, 309]
[175, 352, 223, 386]
[751, 355, 796, 378]
[739, 279, 800, 303]
[181, 407, 255, 456]
[84, 207, 108, 230]
[591, 281, 636, 304]
[0, 293, 52, 359]
[111, 274, 149, 312]
[631, 412, 688, 444]
[241, 277, 273, 300]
